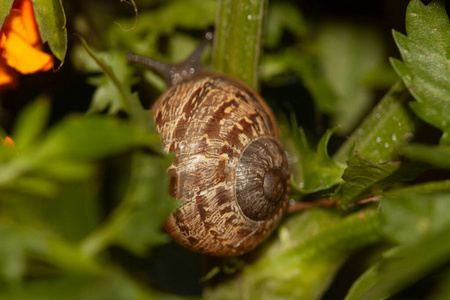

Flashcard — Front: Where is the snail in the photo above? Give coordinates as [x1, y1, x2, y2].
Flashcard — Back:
[128, 32, 291, 257]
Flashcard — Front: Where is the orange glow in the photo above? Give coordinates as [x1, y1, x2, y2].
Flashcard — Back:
[1, 136, 15, 148]
[0, 0, 54, 90]
[1, 136, 17, 155]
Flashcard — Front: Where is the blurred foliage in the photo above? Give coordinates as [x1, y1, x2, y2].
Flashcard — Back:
[0, 0, 449, 299]
[315, 21, 388, 134]
[284, 125, 346, 194]
[206, 209, 382, 300]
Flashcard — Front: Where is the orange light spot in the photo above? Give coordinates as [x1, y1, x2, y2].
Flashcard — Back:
[17, 0, 40, 45]
[3, 28, 53, 73]
[0, 53, 17, 89]
[1, 136, 15, 147]
[0, 0, 54, 90]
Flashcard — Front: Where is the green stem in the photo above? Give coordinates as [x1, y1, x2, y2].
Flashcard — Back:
[78, 35, 147, 129]
[213, 0, 266, 89]
[334, 81, 420, 164]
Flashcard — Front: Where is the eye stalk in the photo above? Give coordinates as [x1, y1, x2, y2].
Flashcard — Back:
[127, 31, 213, 86]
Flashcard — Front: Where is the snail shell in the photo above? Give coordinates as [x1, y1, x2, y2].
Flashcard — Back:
[153, 74, 290, 256]
[129, 36, 290, 256]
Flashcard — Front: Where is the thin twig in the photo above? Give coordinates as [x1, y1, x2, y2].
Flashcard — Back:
[287, 196, 380, 214]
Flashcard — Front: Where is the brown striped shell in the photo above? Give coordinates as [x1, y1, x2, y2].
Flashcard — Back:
[152, 73, 291, 256]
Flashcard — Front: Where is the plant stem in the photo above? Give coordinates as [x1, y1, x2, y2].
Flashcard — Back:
[213, 0, 266, 89]
[334, 81, 420, 163]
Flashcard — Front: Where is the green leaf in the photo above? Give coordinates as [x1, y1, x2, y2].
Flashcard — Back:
[110, 153, 176, 255]
[78, 38, 148, 130]
[0, 224, 27, 283]
[148, 0, 216, 31]
[333, 152, 424, 204]
[0, 270, 174, 300]
[0, 221, 100, 285]
[32, 159, 93, 181]
[346, 193, 450, 300]
[0, 0, 13, 29]
[334, 82, 419, 164]
[88, 74, 127, 115]
[0, 182, 101, 269]
[127, 0, 216, 35]
[207, 209, 382, 300]
[428, 269, 450, 300]
[0, 176, 59, 198]
[11, 98, 50, 154]
[401, 143, 450, 169]
[0, 101, 161, 201]
[360, 62, 399, 90]
[80, 152, 176, 257]
[106, 0, 216, 62]
[332, 82, 424, 204]
[316, 21, 388, 134]
[69, 112, 176, 257]
[0, 223, 171, 299]
[214, 0, 265, 88]
[390, 0, 450, 144]
[38, 115, 160, 161]
[82, 49, 135, 116]
[33, 0, 67, 64]
[33, 182, 101, 242]
[384, 179, 450, 196]
[286, 126, 345, 194]
[276, 49, 338, 116]
[382, 191, 450, 245]
[408, 100, 450, 143]
[265, 2, 306, 49]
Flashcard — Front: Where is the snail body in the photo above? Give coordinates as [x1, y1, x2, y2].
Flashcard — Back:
[128, 35, 290, 256]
